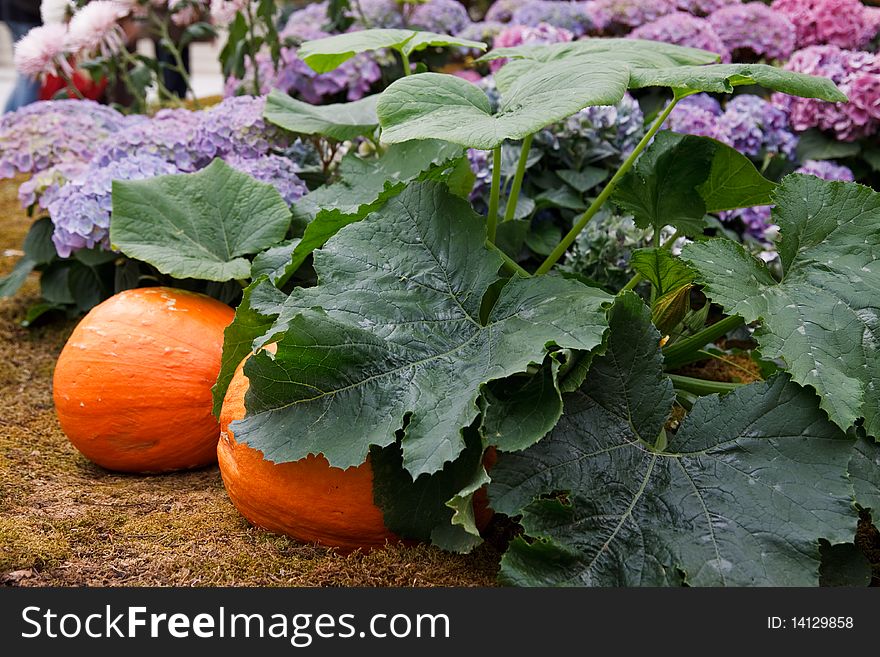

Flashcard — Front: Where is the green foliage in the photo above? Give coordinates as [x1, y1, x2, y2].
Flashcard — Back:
[264, 90, 380, 141]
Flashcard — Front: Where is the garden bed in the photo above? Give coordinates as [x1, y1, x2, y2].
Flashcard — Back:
[0, 178, 501, 587]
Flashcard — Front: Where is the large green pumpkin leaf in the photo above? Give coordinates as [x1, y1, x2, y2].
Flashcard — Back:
[111, 159, 292, 282]
[612, 132, 775, 235]
[681, 176, 880, 438]
[850, 434, 880, 517]
[299, 28, 486, 73]
[377, 60, 630, 149]
[264, 89, 379, 141]
[230, 182, 612, 477]
[490, 295, 855, 586]
[281, 140, 462, 286]
[629, 63, 847, 102]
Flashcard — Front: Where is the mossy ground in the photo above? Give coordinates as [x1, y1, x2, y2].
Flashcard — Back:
[0, 178, 500, 587]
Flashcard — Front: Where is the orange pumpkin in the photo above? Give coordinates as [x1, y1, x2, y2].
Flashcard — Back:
[53, 287, 234, 473]
[218, 352, 496, 551]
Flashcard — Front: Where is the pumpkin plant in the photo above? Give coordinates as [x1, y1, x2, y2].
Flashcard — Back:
[110, 31, 880, 585]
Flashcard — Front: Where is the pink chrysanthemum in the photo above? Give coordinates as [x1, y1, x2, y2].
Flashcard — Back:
[168, 0, 207, 26]
[13, 24, 72, 79]
[210, 0, 248, 26]
[66, 1, 129, 59]
[771, 0, 879, 50]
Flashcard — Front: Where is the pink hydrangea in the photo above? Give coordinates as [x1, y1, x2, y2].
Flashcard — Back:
[13, 24, 71, 79]
[65, 1, 129, 59]
[772, 45, 880, 141]
[210, 0, 248, 26]
[676, 0, 741, 16]
[168, 0, 208, 26]
[708, 3, 796, 61]
[770, 0, 880, 50]
[490, 23, 574, 71]
[593, 0, 678, 30]
[630, 12, 730, 61]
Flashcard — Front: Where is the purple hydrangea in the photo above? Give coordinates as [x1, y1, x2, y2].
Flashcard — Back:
[630, 12, 731, 61]
[676, 0, 741, 16]
[347, 0, 405, 29]
[485, 0, 530, 23]
[593, 0, 678, 30]
[223, 154, 309, 206]
[281, 1, 329, 41]
[196, 95, 290, 161]
[490, 23, 574, 71]
[410, 0, 472, 35]
[18, 161, 88, 210]
[510, 1, 603, 37]
[46, 154, 183, 258]
[666, 93, 723, 139]
[718, 94, 798, 159]
[772, 45, 880, 141]
[548, 92, 646, 166]
[225, 44, 381, 104]
[708, 3, 796, 61]
[466, 148, 492, 205]
[92, 108, 206, 172]
[795, 159, 855, 181]
[457, 20, 506, 48]
[771, 0, 880, 50]
[0, 100, 129, 179]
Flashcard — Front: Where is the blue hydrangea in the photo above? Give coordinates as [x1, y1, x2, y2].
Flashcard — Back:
[223, 154, 310, 206]
[666, 93, 723, 139]
[46, 154, 183, 258]
[195, 95, 291, 161]
[510, 1, 601, 37]
[410, 0, 472, 34]
[347, 0, 405, 28]
[795, 159, 855, 181]
[718, 94, 798, 159]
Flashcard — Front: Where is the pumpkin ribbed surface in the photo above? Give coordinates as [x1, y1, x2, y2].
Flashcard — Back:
[218, 352, 399, 551]
[53, 287, 234, 473]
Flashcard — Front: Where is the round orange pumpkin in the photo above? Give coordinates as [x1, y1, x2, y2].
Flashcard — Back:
[218, 352, 496, 551]
[53, 287, 234, 473]
[217, 351, 399, 551]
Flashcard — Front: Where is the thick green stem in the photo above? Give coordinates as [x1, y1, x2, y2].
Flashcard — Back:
[157, 17, 200, 109]
[535, 97, 681, 276]
[486, 145, 502, 243]
[662, 314, 745, 370]
[503, 133, 533, 222]
[486, 241, 530, 277]
[58, 68, 85, 100]
[400, 49, 411, 76]
[668, 374, 741, 396]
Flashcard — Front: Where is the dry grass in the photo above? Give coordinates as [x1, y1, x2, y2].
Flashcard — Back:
[0, 177, 500, 587]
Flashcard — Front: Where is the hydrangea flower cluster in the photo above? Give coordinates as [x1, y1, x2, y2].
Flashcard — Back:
[773, 45, 880, 141]
[718, 94, 799, 159]
[410, 0, 472, 34]
[676, 0, 741, 17]
[490, 23, 574, 70]
[666, 93, 723, 139]
[630, 12, 731, 62]
[509, 1, 603, 37]
[46, 154, 183, 258]
[708, 3, 796, 61]
[547, 93, 646, 167]
[0, 100, 130, 178]
[668, 93, 798, 158]
[770, 0, 880, 50]
[466, 148, 493, 206]
[281, 1, 329, 40]
[92, 108, 204, 171]
[195, 95, 291, 161]
[485, 0, 530, 23]
[18, 161, 88, 210]
[222, 154, 309, 205]
[593, 0, 678, 30]
[225, 41, 381, 103]
[209, 0, 248, 26]
[796, 158, 855, 181]
[457, 21, 506, 48]
[167, 0, 208, 26]
[347, 0, 405, 29]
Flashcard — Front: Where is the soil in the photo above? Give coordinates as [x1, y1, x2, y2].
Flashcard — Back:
[0, 178, 500, 587]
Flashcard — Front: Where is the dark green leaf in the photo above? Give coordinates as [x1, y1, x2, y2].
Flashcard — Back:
[231, 182, 612, 477]
[111, 159, 292, 282]
[23, 217, 56, 265]
[796, 129, 861, 162]
[850, 434, 880, 515]
[682, 176, 880, 437]
[0, 257, 36, 298]
[40, 262, 74, 305]
[557, 167, 608, 193]
[264, 89, 379, 141]
[250, 239, 301, 284]
[819, 542, 872, 587]
[631, 248, 695, 298]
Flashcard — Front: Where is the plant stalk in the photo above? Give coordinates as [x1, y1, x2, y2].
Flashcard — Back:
[535, 97, 680, 275]
[668, 374, 741, 396]
[245, 3, 261, 95]
[486, 145, 502, 243]
[156, 16, 200, 109]
[503, 133, 533, 222]
[486, 241, 530, 277]
[400, 49, 411, 76]
[662, 314, 745, 370]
